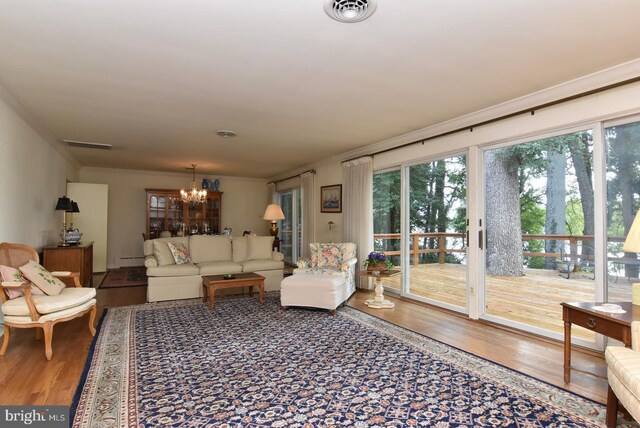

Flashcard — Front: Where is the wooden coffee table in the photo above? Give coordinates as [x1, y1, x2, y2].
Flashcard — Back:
[202, 272, 265, 310]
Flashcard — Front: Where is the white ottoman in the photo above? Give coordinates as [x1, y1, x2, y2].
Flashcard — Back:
[280, 274, 348, 315]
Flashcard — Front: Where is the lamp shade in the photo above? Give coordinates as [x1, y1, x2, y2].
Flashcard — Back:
[55, 196, 72, 211]
[263, 204, 285, 221]
[69, 201, 80, 213]
[623, 210, 640, 253]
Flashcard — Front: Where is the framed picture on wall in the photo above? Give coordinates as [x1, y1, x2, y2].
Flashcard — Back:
[321, 184, 342, 213]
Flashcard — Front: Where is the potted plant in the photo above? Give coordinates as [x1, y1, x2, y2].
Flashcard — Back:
[363, 251, 394, 272]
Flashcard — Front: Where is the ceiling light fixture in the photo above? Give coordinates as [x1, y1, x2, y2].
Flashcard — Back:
[324, 0, 377, 23]
[217, 130, 236, 138]
[180, 164, 207, 205]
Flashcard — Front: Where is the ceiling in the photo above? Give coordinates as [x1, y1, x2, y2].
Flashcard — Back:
[1, 1, 640, 178]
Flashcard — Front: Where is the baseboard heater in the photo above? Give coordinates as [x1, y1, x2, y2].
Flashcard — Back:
[118, 256, 145, 267]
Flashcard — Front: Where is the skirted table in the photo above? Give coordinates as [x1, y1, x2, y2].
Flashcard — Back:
[359, 269, 401, 309]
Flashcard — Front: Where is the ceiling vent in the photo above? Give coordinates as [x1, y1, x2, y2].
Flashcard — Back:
[324, 0, 377, 23]
[216, 130, 236, 138]
[64, 140, 112, 150]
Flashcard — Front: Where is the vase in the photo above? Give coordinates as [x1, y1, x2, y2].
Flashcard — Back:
[367, 265, 388, 273]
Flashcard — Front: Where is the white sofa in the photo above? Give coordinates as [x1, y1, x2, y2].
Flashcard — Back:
[143, 235, 284, 302]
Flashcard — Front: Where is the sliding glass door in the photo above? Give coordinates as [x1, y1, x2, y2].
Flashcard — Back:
[406, 155, 467, 310]
[278, 189, 301, 264]
[482, 129, 597, 341]
[372, 169, 402, 293]
[605, 119, 640, 301]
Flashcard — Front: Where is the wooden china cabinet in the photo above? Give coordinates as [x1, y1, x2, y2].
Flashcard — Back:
[145, 189, 222, 239]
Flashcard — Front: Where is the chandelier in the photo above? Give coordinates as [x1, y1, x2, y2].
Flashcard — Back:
[180, 164, 207, 205]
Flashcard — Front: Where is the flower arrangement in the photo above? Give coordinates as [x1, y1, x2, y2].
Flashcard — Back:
[363, 251, 394, 271]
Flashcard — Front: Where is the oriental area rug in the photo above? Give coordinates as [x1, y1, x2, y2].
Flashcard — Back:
[98, 266, 147, 289]
[71, 294, 631, 427]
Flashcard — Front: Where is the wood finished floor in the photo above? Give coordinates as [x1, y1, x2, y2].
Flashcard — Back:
[0, 277, 608, 407]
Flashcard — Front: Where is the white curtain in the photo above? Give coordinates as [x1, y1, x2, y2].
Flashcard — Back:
[267, 182, 277, 204]
[342, 156, 374, 289]
[300, 171, 315, 259]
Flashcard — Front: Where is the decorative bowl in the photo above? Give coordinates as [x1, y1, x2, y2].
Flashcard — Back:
[223, 274, 235, 280]
[62, 230, 83, 243]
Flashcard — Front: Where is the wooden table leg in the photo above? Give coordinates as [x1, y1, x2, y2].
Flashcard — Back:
[259, 280, 264, 304]
[564, 319, 571, 383]
[249, 285, 254, 298]
[209, 286, 215, 310]
[202, 281, 208, 304]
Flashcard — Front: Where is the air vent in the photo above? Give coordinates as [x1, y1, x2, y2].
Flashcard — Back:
[324, 0, 377, 23]
[216, 130, 236, 138]
[64, 140, 112, 150]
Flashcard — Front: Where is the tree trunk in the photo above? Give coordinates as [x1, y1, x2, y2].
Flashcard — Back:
[544, 150, 566, 269]
[485, 150, 524, 276]
[568, 135, 594, 260]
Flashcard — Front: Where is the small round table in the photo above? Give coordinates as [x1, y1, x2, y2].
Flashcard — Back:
[359, 269, 401, 309]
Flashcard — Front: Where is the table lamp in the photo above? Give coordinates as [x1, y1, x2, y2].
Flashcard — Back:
[55, 196, 72, 246]
[263, 204, 285, 237]
[622, 209, 640, 305]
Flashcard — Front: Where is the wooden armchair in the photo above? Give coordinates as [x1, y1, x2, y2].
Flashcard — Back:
[0, 242, 97, 360]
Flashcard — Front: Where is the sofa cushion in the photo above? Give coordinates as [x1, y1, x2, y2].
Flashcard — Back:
[190, 235, 232, 264]
[19, 260, 66, 296]
[2, 287, 96, 316]
[241, 259, 284, 272]
[146, 263, 199, 277]
[247, 236, 274, 260]
[4, 299, 96, 324]
[143, 239, 154, 256]
[232, 237, 248, 262]
[153, 237, 190, 266]
[198, 261, 243, 276]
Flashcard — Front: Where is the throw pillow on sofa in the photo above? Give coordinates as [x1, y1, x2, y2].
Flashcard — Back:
[153, 237, 190, 266]
[19, 260, 66, 296]
[167, 242, 192, 265]
[247, 236, 274, 260]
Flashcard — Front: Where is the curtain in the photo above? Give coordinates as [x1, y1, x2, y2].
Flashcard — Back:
[300, 171, 315, 259]
[267, 182, 276, 204]
[342, 156, 374, 289]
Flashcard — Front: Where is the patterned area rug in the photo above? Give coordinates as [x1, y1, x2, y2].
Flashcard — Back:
[99, 266, 147, 288]
[71, 294, 633, 427]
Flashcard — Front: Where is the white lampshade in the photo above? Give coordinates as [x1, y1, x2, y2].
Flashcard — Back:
[263, 204, 285, 221]
[623, 210, 640, 253]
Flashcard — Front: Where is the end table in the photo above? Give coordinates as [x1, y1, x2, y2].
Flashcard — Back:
[359, 269, 400, 309]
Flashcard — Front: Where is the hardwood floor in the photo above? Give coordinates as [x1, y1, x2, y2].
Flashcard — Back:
[0, 279, 609, 407]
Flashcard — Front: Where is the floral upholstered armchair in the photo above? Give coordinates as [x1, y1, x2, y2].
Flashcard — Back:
[294, 242, 358, 295]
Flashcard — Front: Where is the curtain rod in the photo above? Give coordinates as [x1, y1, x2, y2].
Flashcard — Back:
[268, 169, 316, 185]
[341, 75, 640, 164]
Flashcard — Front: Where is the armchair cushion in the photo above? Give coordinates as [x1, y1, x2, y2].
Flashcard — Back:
[19, 260, 65, 296]
[0, 265, 44, 299]
[2, 287, 96, 316]
[310, 243, 357, 268]
[4, 298, 96, 324]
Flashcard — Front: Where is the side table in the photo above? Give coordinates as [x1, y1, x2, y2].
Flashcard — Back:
[42, 241, 94, 287]
[561, 301, 639, 383]
[359, 269, 401, 309]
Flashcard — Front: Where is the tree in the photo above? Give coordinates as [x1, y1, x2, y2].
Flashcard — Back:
[485, 149, 524, 276]
[544, 150, 566, 269]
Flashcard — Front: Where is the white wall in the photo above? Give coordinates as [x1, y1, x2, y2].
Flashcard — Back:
[78, 167, 270, 268]
[0, 87, 79, 248]
[0, 86, 79, 331]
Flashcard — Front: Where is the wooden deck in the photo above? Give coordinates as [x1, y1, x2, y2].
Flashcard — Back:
[377, 263, 633, 341]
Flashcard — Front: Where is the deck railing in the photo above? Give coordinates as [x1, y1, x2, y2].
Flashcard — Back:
[373, 233, 637, 269]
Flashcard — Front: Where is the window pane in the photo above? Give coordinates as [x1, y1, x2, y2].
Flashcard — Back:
[373, 170, 402, 292]
[606, 121, 640, 300]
